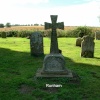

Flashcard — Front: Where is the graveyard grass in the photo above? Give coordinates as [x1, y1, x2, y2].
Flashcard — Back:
[0, 37, 100, 100]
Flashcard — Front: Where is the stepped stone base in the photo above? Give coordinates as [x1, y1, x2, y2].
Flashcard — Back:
[36, 68, 73, 77]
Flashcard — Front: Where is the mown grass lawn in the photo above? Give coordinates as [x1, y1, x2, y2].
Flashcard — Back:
[0, 37, 100, 100]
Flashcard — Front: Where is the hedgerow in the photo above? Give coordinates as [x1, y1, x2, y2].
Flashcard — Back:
[0, 26, 95, 38]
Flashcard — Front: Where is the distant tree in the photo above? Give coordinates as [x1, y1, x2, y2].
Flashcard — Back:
[0, 23, 4, 28]
[34, 23, 39, 26]
[13, 24, 20, 26]
[31, 24, 33, 26]
[6, 22, 11, 27]
[40, 24, 44, 26]
[28, 24, 30, 26]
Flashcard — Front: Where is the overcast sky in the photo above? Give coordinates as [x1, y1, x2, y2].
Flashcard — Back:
[0, 0, 100, 26]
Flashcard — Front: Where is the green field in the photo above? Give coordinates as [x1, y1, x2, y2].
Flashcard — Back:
[0, 37, 100, 100]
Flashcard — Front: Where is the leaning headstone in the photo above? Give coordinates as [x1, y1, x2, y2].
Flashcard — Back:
[30, 32, 44, 57]
[81, 35, 95, 58]
[2, 32, 6, 38]
[95, 31, 100, 40]
[36, 15, 73, 78]
[76, 37, 83, 47]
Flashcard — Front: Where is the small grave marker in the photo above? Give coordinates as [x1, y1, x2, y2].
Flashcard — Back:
[30, 31, 44, 57]
[1, 32, 6, 38]
[76, 37, 83, 47]
[81, 35, 95, 58]
[95, 31, 100, 40]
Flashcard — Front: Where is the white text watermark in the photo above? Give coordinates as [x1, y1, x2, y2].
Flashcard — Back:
[46, 84, 62, 87]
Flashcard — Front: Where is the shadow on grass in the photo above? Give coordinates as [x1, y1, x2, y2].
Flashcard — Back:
[0, 47, 45, 80]
[0, 47, 100, 99]
[0, 47, 99, 81]
[94, 57, 100, 59]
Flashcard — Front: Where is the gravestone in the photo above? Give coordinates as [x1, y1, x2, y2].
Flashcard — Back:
[36, 15, 73, 77]
[95, 31, 100, 40]
[30, 31, 44, 57]
[76, 37, 83, 47]
[2, 32, 6, 38]
[81, 35, 95, 58]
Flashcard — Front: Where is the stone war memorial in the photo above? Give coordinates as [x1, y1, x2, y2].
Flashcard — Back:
[81, 35, 95, 58]
[36, 15, 73, 78]
[30, 31, 44, 57]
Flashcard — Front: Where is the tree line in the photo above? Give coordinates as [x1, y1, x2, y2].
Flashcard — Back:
[0, 23, 11, 28]
[0, 23, 44, 28]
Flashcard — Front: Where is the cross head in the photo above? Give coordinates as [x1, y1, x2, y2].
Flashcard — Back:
[45, 15, 64, 54]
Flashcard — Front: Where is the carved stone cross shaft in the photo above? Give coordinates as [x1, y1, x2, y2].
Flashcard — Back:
[45, 15, 64, 54]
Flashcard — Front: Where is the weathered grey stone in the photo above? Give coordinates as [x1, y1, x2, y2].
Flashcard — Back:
[30, 31, 44, 57]
[45, 15, 64, 54]
[76, 37, 83, 47]
[36, 68, 73, 77]
[42, 54, 67, 73]
[95, 31, 100, 40]
[81, 35, 95, 58]
[36, 15, 73, 78]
